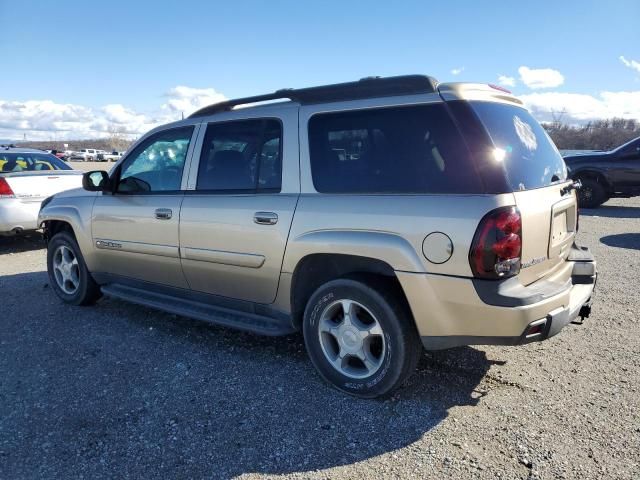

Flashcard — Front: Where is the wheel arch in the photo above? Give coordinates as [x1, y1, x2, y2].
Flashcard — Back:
[40, 203, 96, 270]
[289, 252, 413, 330]
[43, 219, 76, 241]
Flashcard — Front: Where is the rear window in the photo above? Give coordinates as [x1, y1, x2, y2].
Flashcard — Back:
[308, 104, 483, 194]
[470, 102, 567, 191]
[0, 153, 72, 172]
[196, 119, 282, 193]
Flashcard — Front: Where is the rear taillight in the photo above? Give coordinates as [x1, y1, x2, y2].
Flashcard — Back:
[0, 178, 15, 198]
[469, 206, 522, 279]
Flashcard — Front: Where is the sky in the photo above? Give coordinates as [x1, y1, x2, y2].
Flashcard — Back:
[0, 0, 638, 141]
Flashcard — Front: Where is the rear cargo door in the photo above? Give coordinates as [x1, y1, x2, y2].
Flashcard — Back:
[467, 100, 576, 285]
[513, 184, 577, 284]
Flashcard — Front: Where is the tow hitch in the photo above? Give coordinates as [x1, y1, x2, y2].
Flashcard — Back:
[572, 304, 591, 325]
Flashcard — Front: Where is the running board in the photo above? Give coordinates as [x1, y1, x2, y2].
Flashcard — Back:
[101, 284, 295, 336]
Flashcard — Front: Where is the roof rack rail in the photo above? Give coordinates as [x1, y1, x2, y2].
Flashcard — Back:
[189, 74, 438, 118]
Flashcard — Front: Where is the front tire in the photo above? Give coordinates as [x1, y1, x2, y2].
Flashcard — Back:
[577, 178, 607, 208]
[303, 278, 421, 398]
[47, 231, 101, 305]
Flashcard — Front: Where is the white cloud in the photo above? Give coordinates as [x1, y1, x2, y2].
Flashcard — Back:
[518, 66, 564, 89]
[0, 85, 227, 141]
[620, 55, 640, 74]
[497, 75, 516, 87]
[161, 86, 226, 116]
[520, 90, 640, 123]
[450, 67, 464, 76]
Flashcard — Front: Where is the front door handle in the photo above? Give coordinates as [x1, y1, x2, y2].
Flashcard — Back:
[254, 212, 278, 225]
[155, 208, 173, 220]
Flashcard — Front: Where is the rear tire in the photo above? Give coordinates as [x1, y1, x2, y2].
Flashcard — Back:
[303, 278, 421, 398]
[47, 231, 101, 306]
[577, 178, 606, 208]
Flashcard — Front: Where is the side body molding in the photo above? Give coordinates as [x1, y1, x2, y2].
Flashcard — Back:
[281, 229, 427, 274]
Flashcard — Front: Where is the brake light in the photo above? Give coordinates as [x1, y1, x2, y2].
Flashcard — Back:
[488, 84, 512, 94]
[0, 178, 15, 198]
[469, 206, 522, 279]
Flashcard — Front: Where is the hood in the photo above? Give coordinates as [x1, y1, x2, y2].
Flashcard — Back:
[52, 186, 100, 199]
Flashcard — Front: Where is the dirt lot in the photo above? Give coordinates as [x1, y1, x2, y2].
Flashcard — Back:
[0, 198, 638, 479]
[67, 160, 116, 172]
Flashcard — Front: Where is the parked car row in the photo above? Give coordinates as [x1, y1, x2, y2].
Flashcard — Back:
[13, 75, 640, 397]
[41, 149, 125, 162]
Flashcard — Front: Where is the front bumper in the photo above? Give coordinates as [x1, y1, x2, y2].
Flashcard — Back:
[396, 244, 596, 350]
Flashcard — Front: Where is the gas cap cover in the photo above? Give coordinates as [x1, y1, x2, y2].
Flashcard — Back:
[422, 232, 453, 264]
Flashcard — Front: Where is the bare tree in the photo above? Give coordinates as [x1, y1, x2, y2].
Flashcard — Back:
[544, 118, 639, 150]
[107, 125, 133, 152]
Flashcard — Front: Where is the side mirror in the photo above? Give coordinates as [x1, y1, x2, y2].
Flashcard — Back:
[82, 170, 110, 191]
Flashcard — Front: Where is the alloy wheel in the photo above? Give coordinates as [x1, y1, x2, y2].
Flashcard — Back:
[52, 245, 80, 294]
[317, 299, 386, 379]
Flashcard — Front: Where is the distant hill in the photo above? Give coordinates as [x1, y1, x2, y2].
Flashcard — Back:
[11, 137, 134, 152]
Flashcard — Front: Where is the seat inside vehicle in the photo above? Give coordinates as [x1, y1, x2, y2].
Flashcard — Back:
[200, 149, 254, 190]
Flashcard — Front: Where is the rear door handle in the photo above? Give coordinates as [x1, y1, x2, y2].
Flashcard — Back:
[155, 208, 173, 220]
[254, 212, 278, 225]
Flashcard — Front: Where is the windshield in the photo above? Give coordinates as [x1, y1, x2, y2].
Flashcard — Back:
[470, 102, 567, 191]
[612, 136, 640, 154]
[0, 152, 73, 172]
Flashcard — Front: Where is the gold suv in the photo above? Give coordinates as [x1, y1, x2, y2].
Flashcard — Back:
[39, 75, 597, 398]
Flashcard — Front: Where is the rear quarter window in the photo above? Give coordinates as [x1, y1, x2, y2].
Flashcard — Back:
[308, 104, 484, 194]
[469, 102, 567, 191]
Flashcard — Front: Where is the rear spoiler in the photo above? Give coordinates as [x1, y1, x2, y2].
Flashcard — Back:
[438, 82, 524, 107]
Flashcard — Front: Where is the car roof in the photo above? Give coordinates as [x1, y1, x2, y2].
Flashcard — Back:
[0, 146, 52, 154]
[189, 75, 439, 118]
[186, 75, 526, 122]
[143, 76, 529, 143]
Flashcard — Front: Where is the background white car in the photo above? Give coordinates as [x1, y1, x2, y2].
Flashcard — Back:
[69, 148, 98, 161]
[0, 147, 83, 235]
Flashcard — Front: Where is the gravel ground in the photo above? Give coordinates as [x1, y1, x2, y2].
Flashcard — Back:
[0, 198, 639, 479]
[66, 160, 116, 172]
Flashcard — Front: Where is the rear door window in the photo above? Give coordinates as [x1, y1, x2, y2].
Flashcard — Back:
[308, 104, 483, 194]
[196, 119, 282, 193]
[469, 102, 567, 191]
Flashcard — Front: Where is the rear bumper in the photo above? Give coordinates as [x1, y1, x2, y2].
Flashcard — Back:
[0, 199, 41, 235]
[397, 243, 596, 350]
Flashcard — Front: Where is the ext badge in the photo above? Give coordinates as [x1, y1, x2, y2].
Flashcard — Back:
[521, 256, 546, 269]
